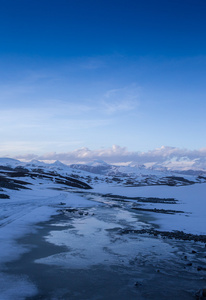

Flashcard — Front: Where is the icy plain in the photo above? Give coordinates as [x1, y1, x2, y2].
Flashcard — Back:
[0, 159, 205, 299]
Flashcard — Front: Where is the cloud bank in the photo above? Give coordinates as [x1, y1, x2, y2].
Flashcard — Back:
[13, 145, 206, 171]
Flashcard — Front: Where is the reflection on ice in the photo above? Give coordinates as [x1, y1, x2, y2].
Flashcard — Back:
[35, 206, 176, 269]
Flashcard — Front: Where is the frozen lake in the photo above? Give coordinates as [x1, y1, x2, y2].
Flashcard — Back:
[1, 185, 206, 299]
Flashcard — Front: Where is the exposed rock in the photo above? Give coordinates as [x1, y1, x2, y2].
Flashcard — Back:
[132, 207, 184, 215]
[197, 266, 206, 272]
[195, 288, 206, 299]
[134, 281, 143, 287]
[0, 193, 10, 199]
[120, 228, 206, 243]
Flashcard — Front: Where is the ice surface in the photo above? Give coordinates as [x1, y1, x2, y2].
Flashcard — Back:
[93, 183, 206, 234]
[0, 158, 205, 299]
[0, 273, 37, 300]
[0, 180, 99, 299]
[36, 206, 176, 269]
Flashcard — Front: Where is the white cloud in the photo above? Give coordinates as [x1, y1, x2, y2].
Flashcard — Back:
[13, 145, 206, 170]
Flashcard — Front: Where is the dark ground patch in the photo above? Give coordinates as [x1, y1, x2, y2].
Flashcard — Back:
[131, 207, 184, 215]
[0, 193, 10, 199]
[0, 175, 32, 190]
[102, 193, 177, 204]
[120, 228, 206, 243]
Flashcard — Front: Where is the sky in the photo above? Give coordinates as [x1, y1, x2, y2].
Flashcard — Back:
[0, 0, 206, 163]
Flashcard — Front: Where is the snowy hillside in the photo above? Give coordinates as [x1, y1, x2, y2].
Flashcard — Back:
[0, 157, 206, 300]
[1, 157, 206, 238]
[1, 158, 206, 189]
[69, 160, 206, 187]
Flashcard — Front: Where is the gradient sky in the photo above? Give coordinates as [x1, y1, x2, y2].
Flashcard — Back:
[0, 0, 206, 156]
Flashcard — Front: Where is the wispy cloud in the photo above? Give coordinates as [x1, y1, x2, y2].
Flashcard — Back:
[102, 85, 140, 114]
[0, 140, 83, 156]
[0, 105, 111, 129]
[78, 57, 107, 70]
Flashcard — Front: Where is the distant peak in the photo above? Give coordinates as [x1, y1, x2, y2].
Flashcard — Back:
[87, 160, 109, 167]
[52, 160, 66, 166]
[0, 157, 21, 166]
[27, 160, 47, 167]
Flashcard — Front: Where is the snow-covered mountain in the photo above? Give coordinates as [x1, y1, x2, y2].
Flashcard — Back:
[0, 158, 206, 191]
[144, 156, 206, 172]
[70, 160, 112, 175]
[69, 159, 206, 186]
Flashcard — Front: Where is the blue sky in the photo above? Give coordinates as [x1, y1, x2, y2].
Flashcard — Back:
[0, 0, 206, 157]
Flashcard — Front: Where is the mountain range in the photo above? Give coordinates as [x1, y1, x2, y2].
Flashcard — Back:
[0, 158, 206, 194]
